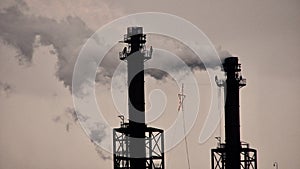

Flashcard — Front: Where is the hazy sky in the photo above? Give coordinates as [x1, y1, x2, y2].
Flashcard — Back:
[0, 0, 299, 169]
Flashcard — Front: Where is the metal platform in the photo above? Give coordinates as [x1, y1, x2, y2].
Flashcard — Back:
[113, 124, 164, 169]
[211, 143, 257, 169]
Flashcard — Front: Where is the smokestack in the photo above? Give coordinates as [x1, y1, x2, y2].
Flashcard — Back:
[211, 57, 257, 169]
[113, 27, 164, 169]
[125, 27, 147, 168]
[223, 57, 245, 169]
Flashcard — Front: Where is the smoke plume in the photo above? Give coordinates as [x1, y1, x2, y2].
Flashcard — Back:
[52, 107, 89, 132]
[95, 145, 112, 160]
[97, 34, 232, 82]
[89, 122, 107, 143]
[0, 3, 93, 91]
[144, 34, 232, 80]
[0, 1, 232, 93]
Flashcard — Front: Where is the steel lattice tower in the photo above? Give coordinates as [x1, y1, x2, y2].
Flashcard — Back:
[113, 27, 165, 169]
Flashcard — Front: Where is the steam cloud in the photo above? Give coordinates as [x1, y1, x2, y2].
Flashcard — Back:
[51, 106, 109, 160]
[89, 122, 106, 143]
[95, 145, 112, 160]
[97, 34, 232, 82]
[0, 1, 232, 93]
[52, 107, 89, 132]
[0, 1, 234, 161]
[0, 2, 93, 91]
[144, 34, 232, 80]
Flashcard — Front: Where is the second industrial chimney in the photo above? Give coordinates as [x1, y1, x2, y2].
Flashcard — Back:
[113, 27, 165, 169]
[212, 57, 258, 169]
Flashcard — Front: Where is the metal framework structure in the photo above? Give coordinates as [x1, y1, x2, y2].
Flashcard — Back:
[113, 124, 165, 169]
[212, 57, 258, 169]
[211, 143, 257, 169]
[113, 27, 164, 169]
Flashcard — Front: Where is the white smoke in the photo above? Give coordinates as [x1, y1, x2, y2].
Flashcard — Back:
[52, 107, 89, 132]
[0, 1, 232, 91]
[0, 4, 93, 90]
[97, 34, 232, 81]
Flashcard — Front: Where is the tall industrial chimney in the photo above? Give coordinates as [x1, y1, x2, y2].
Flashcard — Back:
[113, 27, 165, 169]
[211, 57, 257, 169]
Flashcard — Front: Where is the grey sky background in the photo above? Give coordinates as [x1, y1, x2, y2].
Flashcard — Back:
[0, 0, 299, 169]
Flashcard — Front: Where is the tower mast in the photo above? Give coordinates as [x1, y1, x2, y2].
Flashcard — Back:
[211, 57, 257, 169]
[113, 27, 164, 169]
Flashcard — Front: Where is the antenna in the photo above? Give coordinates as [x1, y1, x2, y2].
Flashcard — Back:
[178, 84, 186, 112]
[118, 115, 125, 125]
[178, 83, 191, 169]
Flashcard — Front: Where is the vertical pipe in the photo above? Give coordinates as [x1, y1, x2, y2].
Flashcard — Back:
[149, 131, 153, 168]
[113, 130, 117, 169]
[223, 57, 242, 169]
[161, 131, 165, 169]
[211, 150, 214, 169]
[126, 28, 146, 169]
[115, 27, 165, 169]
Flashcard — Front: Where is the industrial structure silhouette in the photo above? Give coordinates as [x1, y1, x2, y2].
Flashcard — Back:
[112, 27, 257, 169]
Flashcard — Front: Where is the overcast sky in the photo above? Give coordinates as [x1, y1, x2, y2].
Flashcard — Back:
[0, 0, 299, 169]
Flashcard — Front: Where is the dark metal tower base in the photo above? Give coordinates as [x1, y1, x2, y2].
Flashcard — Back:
[211, 143, 257, 169]
[113, 124, 165, 169]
